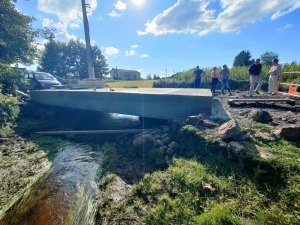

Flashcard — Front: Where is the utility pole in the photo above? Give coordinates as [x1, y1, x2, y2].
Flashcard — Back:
[81, 0, 95, 79]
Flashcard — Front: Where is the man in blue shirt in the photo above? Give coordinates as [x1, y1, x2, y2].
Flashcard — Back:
[193, 66, 205, 88]
[248, 58, 262, 97]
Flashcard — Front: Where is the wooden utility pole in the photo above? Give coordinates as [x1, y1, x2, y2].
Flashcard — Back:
[81, 0, 95, 79]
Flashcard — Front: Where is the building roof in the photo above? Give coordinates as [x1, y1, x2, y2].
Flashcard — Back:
[109, 68, 140, 73]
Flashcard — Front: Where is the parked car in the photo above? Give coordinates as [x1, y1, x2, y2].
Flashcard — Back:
[22, 71, 62, 90]
[53, 75, 68, 84]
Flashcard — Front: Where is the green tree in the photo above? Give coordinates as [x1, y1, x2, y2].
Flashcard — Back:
[147, 74, 152, 80]
[38, 38, 67, 77]
[0, 0, 52, 65]
[38, 38, 108, 79]
[260, 51, 279, 66]
[233, 50, 254, 67]
[92, 45, 109, 79]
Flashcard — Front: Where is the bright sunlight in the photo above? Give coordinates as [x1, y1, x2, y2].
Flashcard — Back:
[131, 0, 144, 5]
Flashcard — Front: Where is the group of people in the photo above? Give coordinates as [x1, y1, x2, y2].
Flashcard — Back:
[193, 64, 232, 96]
[192, 58, 281, 97]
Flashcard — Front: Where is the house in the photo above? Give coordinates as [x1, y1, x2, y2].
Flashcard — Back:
[109, 68, 141, 81]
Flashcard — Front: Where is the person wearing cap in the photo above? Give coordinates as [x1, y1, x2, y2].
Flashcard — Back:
[268, 59, 281, 95]
[193, 66, 205, 88]
[248, 58, 262, 97]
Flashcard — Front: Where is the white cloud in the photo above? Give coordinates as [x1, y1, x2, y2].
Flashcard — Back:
[140, 54, 148, 58]
[55, 29, 78, 41]
[125, 50, 136, 56]
[236, 30, 241, 35]
[108, 10, 121, 17]
[42, 18, 68, 29]
[131, 45, 138, 49]
[114, 0, 127, 11]
[136, 30, 148, 35]
[38, 0, 97, 28]
[105, 47, 120, 55]
[271, 1, 300, 20]
[278, 24, 292, 31]
[140, 0, 300, 36]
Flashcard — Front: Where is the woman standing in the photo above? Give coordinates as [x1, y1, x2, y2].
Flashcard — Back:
[211, 67, 218, 95]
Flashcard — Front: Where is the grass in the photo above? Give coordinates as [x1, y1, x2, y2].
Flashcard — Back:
[66, 184, 97, 225]
[105, 80, 155, 88]
[97, 117, 300, 225]
[0, 122, 68, 220]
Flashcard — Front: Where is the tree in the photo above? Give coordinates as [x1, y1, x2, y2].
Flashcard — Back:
[260, 51, 279, 66]
[0, 0, 52, 65]
[146, 74, 152, 80]
[38, 38, 108, 79]
[233, 50, 254, 67]
[38, 38, 67, 77]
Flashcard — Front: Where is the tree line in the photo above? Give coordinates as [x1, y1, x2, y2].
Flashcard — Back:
[233, 50, 279, 67]
[38, 37, 108, 79]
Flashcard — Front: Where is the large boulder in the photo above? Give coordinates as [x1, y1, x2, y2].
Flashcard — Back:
[273, 125, 300, 141]
[250, 110, 272, 123]
[219, 119, 241, 140]
[133, 134, 155, 152]
[227, 141, 273, 159]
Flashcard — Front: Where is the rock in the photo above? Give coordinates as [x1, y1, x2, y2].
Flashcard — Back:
[219, 119, 241, 140]
[162, 137, 171, 145]
[244, 128, 256, 135]
[185, 115, 204, 126]
[273, 125, 300, 141]
[161, 133, 169, 139]
[250, 110, 273, 123]
[253, 132, 277, 142]
[227, 141, 273, 159]
[166, 148, 174, 155]
[133, 134, 155, 152]
[168, 141, 180, 150]
[202, 119, 219, 128]
[160, 146, 168, 152]
[108, 176, 132, 204]
[156, 140, 165, 147]
[161, 126, 170, 133]
[233, 130, 250, 141]
[153, 134, 160, 139]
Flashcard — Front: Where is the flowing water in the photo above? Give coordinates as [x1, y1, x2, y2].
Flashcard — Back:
[1, 112, 165, 225]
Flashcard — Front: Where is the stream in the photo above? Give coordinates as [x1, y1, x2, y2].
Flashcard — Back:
[1, 112, 164, 225]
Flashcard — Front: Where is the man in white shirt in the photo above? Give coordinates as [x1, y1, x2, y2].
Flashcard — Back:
[268, 59, 281, 95]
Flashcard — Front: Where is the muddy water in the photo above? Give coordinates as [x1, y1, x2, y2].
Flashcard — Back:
[1, 143, 100, 225]
[0, 112, 162, 225]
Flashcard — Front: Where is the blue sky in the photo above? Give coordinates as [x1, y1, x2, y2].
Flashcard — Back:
[15, 0, 300, 78]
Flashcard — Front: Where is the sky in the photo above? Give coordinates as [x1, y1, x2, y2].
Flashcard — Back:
[15, 0, 300, 78]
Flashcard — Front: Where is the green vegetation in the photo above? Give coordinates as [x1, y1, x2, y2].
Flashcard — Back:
[153, 62, 300, 89]
[38, 38, 108, 79]
[97, 119, 300, 225]
[99, 142, 119, 176]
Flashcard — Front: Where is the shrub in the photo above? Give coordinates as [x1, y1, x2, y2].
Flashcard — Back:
[0, 92, 19, 124]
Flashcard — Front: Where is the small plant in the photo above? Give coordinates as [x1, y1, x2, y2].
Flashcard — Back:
[99, 142, 119, 176]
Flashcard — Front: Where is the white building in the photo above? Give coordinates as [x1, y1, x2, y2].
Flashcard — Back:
[109, 68, 141, 81]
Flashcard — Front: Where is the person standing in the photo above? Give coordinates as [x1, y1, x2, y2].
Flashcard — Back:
[211, 67, 218, 95]
[268, 59, 281, 95]
[219, 65, 232, 96]
[193, 66, 205, 88]
[248, 58, 262, 97]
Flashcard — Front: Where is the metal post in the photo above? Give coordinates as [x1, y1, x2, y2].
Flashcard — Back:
[81, 0, 95, 79]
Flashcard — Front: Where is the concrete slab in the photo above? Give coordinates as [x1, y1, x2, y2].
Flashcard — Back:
[29, 88, 213, 120]
[210, 99, 232, 121]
